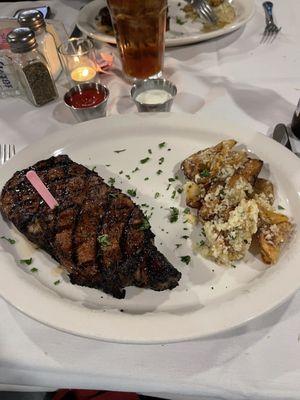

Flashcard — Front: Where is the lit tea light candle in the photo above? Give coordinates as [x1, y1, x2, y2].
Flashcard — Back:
[71, 66, 96, 82]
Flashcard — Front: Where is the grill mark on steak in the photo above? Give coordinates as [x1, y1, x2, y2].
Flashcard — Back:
[0, 155, 182, 298]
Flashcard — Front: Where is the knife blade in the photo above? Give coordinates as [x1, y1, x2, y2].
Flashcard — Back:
[272, 123, 293, 150]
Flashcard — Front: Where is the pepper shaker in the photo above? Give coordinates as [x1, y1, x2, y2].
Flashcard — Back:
[18, 9, 62, 80]
[7, 27, 58, 107]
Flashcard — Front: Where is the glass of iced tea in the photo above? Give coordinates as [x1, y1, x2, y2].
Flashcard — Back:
[107, 0, 167, 80]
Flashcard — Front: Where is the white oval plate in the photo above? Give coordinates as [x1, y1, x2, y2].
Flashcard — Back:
[77, 0, 255, 47]
[0, 113, 299, 344]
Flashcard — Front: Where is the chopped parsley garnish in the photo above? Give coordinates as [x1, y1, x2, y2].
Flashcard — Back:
[175, 243, 182, 248]
[139, 217, 150, 230]
[278, 205, 285, 210]
[141, 203, 149, 208]
[169, 207, 179, 223]
[125, 174, 131, 180]
[1, 236, 15, 245]
[19, 258, 33, 265]
[183, 227, 188, 231]
[156, 169, 163, 175]
[144, 177, 149, 181]
[91, 166, 96, 171]
[231, 264, 237, 269]
[200, 169, 210, 177]
[109, 193, 117, 199]
[180, 255, 191, 265]
[181, 235, 189, 240]
[168, 177, 175, 182]
[132, 167, 139, 173]
[167, 148, 171, 151]
[105, 164, 111, 167]
[127, 189, 137, 197]
[148, 149, 152, 154]
[177, 187, 183, 194]
[159, 142, 166, 148]
[119, 170, 123, 175]
[183, 207, 190, 214]
[54, 280, 60, 285]
[198, 240, 205, 246]
[158, 157, 164, 165]
[166, 183, 171, 191]
[30, 267, 38, 273]
[201, 228, 206, 237]
[97, 234, 110, 247]
[171, 190, 176, 199]
[140, 157, 150, 164]
[154, 192, 160, 199]
[176, 16, 185, 25]
[114, 149, 126, 153]
[108, 177, 115, 186]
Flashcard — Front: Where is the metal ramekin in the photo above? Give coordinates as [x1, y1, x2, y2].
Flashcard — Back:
[131, 78, 177, 112]
[64, 82, 109, 122]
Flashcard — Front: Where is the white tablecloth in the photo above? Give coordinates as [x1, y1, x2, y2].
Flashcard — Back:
[1, 1, 300, 399]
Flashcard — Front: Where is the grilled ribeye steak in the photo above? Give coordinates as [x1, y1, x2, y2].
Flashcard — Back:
[0, 155, 181, 298]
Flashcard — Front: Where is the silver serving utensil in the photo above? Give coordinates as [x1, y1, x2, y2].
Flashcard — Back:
[185, 0, 218, 25]
[261, 2, 281, 43]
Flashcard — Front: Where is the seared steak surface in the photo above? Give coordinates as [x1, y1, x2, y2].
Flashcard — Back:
[0, 155, 181, 298]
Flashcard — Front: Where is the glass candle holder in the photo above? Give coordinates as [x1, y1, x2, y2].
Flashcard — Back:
[58, 38, 98, 86]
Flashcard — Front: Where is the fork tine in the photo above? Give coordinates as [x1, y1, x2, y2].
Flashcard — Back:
[270, 26, 281, 43]
[202, 2, 217, 23]
[266, 25, 276, 43]
[200, 4, 215, 24]
[261, 27, 269, 44]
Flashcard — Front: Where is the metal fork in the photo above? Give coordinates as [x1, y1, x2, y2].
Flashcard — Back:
[261, 1, 281, 43]
[0, 144, 16, 165]
[185, 0, 218, 25]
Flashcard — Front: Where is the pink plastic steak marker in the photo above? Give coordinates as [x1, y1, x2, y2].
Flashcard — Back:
[26, 170, 58, 209]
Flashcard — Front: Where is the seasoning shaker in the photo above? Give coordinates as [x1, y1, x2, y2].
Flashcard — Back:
[0, 20, 20, 98]
[7, 28, 58, 107]
[18, 10, 62, 80]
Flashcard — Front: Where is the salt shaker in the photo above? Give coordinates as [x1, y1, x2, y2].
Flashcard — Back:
[7, 28, 58, 107]
[18, 9, 62, 80]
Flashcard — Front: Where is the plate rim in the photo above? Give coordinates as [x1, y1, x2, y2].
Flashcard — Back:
[1, 113, 300, 344]
[76, 0, 256, 47]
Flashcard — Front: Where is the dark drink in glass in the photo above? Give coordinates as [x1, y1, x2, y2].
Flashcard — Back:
[107, 0, 167, 80]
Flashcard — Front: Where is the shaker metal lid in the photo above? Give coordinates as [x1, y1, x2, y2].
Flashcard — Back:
[18, 9, 46, 31]
[7, 27, 37, 53]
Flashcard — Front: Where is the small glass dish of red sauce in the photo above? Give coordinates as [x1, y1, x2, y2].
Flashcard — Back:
[64, 82, 109, 122]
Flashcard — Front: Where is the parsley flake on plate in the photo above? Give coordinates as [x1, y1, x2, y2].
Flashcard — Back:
[278, 205, 285, 210]
[159, 142, 166, 148]
[114, 149, 126, 153]
[127, 189, 137, 197]
[1, 236, 16, 245]
[54, 280, 60, 285]
[140, 157, 150, 164]
[144, 177, 149, 181]
[158, 157, 164, 165]
[169, 207, 179, 223]
[156, 169, 163, 175]
[30, 267, 38, 273]
[154, 192, 160, 199]
[19, 258, 33, 265]
[180, 255, 191, 265]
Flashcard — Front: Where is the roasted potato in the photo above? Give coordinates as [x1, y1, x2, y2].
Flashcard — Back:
[257, 221, 293, 264]
[253, 178, 274, 205]
[228, 159, 263, 187]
